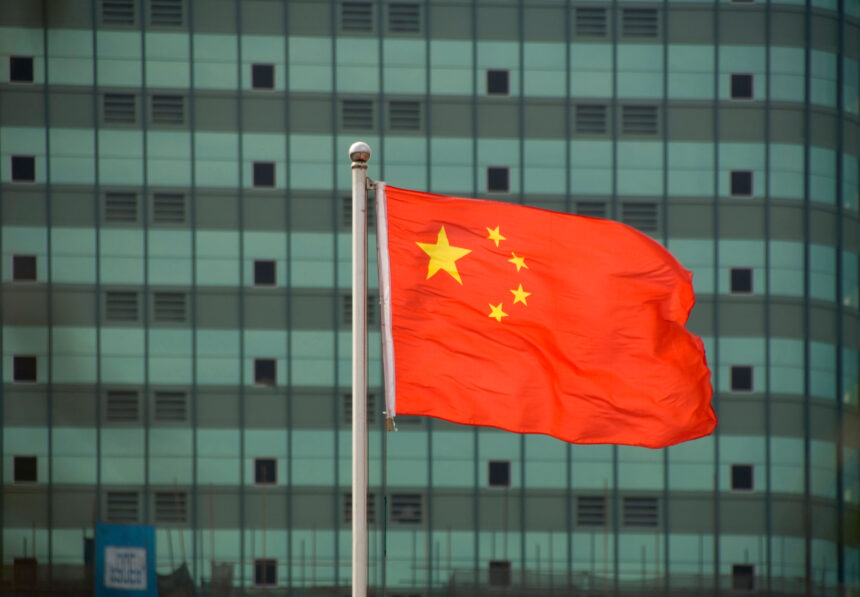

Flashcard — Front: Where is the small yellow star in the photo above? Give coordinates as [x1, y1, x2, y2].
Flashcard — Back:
[510, 284, 531, 306]
[486, 226, 506, 247]
[416, 226, 472, 284]
[509, 252, 528, 272]
[488, 303, 508, 323]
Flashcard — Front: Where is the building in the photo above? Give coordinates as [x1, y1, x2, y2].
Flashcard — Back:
[0, 0, 858, 594]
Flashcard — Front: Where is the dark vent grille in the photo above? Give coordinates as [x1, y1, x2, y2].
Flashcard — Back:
[391, 494, 422, 523]
[576, 202, 606, 218]
[623, 497, 659, 527]
[342, 2, 372, 31]
[389, 101, 420, 130]
[344, 492, 377, 524]
[153, 292, 186, 322]
[343, 100, 374, 129]
[342, 294, 378, 326]
[622, 105, 658, 134]
[389, 3, 420, 32]
[622, 8, 658, 37]
[577, 496, 606, 526]
[151, 0, 183, 26]
[105, 192, 138, 222]
[106, 390, 140, 422]
[575, 104, 607, 133]
[343, 393, 377, 425]
[104, 94, 135, 123]
[102, 0, 134, 24]
[105, 291, 139, 322]
[622, 202, 658, 233]
[153, 193, 186, 223]
[155, 491, 187, 523]
[106, 491, 139, 523]
[341, 196, 376, 229]
[575, 8, 607, 37]
[154, 391, 188, 422]
[152, 95, 184, 124]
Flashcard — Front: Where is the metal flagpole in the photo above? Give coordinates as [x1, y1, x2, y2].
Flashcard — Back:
[349, 141, 371, 597]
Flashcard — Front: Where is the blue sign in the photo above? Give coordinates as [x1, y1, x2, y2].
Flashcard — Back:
[95, 523, 157, 597]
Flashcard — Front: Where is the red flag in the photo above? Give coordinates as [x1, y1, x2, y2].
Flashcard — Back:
[376, 185, 716, 449]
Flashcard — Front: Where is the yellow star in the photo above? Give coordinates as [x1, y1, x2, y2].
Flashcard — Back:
[488, 303, 508, 323]
[486, 226, 506, 247]
[509, 252, 528, 272]
[416, 226, 472, 284]
[510, 284, 531, 306]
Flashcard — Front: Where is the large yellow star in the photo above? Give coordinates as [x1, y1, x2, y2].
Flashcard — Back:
[486, 226, 506, 247]
[509, 252, 528, 272]
[488, 303, 508, 322]
[416, 226, 471, 284]
[510, 284, 531, 306]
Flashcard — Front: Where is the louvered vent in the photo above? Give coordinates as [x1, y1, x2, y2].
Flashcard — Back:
[155, 491, 187, 523]
[153, 292, 187, 322]
[106, 390, 140, 422]
[105, 291, 139, 322]
[577, 496, 606, 526]
[575, 7, 607, 37]
[388, 3, 420, 32]
[389, 101, 420, 130]
[343, 392, 377, 425]
[342, 2, 372, 31]
[102, 0, 134, 24]
[104, 93, 135, 123]
[105, 192, 138, 222]
[342, 294, 378, 325]
[342, 196, 375, 228]
[622, 105, 658, 134]
[106, 491, 140, 523]
[154, 391, 188, 422]
[623, 497, 658, 527]
[343, 100, 374, 129]
[622, 202, 658, 233]
[575, 104, 608, 134]
[344, 492, 377, 524]
[150, 0, 183, 26]
[152, 95, 184, 124]
[576, 201, 606, 218]
[152, 193, 186, 223]
[622, 8, 658, 37]
[391, 494, 422, 523]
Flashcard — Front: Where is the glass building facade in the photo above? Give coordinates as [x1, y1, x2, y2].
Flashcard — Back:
[0, 0, 858, 595]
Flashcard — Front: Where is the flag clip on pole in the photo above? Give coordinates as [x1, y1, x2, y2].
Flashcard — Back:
[374, 182, 397, 432]
[349, 141, 370, 597]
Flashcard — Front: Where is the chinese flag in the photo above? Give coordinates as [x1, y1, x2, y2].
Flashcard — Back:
[376, 185, 716, 449]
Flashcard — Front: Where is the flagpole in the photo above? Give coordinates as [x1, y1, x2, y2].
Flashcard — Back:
[349, 141, 371, 597]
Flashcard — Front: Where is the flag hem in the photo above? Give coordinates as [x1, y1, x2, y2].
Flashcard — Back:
[374, 182, 397, 419]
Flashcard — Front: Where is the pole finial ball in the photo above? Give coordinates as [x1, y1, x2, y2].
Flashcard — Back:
[349, 141, 371, 163]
